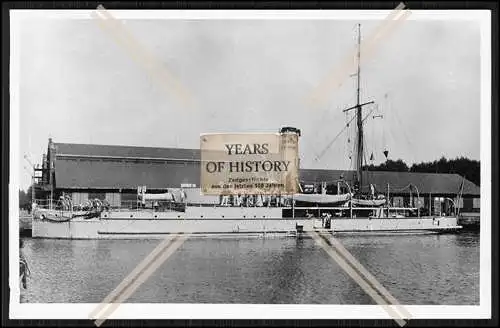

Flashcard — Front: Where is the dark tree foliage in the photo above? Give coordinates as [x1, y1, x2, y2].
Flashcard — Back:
[363, 156, 480, 186]
[410, 156, 480, 186]
[19, 187, 31, 210]
[364, 159, 409, 172]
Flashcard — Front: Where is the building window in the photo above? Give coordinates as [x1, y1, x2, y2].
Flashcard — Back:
[463, 197, 471, 209]
[105, 193, 121, 208]
[121, 192, 138, 209]
[71, 192, 89, 206]
[392, 197, 404, 207]
[88, 192, 105, 201]
[414, 197, 424, 208]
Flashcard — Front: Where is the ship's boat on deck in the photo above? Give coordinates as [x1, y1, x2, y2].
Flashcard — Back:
[293, 193, 351, 205]
[351, 198, 387, 207]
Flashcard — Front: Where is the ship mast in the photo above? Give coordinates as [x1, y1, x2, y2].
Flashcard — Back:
[355, 23, 363, 189]
[342, 24, 374, 194]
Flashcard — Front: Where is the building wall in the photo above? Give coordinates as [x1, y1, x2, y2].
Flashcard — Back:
[473, 197, 480, 209]
[105, 192, 121, 207]
[69, 191, 121, 207]
[120, 192, 137, 208]
[71, 192, 88, 206]
[393, 196, 404, 207]
[389, 194, 479, 215]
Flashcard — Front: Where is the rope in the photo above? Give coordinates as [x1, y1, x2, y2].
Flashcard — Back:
[345, 111, 351, 168]
[35, 205, 104, 222]
[392, 103, 416, 164]
[371, 113, 375, 162]
[383, 93, 388, 152]
[317, 104, 376, 164]
[315, 114, 357, 162]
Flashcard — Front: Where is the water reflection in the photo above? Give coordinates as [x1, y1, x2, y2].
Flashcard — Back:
[20, 232, 479, 304]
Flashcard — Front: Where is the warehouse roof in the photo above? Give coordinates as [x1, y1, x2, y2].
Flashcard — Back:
[55, 142, 200, 161]
[52, 143, 480, 196]
[300, 169, 480, 196]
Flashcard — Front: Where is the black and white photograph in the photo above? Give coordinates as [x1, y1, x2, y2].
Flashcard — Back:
[8, 5, 492, 324]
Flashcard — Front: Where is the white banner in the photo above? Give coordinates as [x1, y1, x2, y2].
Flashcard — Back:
[200, 132, 299, 195]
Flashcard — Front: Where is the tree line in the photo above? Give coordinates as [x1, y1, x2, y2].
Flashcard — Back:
[19, 186, 34, 211]
[363, 156, 480, 186]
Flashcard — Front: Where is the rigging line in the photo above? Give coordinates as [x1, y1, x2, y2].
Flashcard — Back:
[363, 137, 369, 167]
[308, 95, 356, 154]
[362, 137, 372, 187]
[361, 106, 376, 170]
[346, 111, 353, 169]
[383, 94, 389, 150]
[384, 106, 399, 159]
[392, 105, 416, 164]
[374, 104, 382, 159]
[344, 112, 348, 168]
[349, 110, 356, 170]
[361, 106, 377, 163]
[316, 106, 376, 163]
[315, 114, 357, 162]
[371, 116, 375, 161]
[361, 107, 376, 124]
[384, 94, 410, 162]
[382, 117, 387, 150]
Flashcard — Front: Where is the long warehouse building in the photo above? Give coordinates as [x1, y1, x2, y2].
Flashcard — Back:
[32, 138, 481, 216]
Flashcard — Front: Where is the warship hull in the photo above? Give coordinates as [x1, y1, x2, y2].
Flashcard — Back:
[32, 207, 461, 239]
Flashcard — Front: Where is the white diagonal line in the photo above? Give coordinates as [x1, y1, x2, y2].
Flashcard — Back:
[308, 3, 411, 107]
[328, 235, 412, 318]
[92, 6, 194, 109]
[90, 234, 189, 326]
[360, 9, 412, 59]
[88, 234, 177, 318]
[309, 231, 409, 326]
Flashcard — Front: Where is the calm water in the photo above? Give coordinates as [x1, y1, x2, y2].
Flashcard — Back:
[20, 232, 479, 304]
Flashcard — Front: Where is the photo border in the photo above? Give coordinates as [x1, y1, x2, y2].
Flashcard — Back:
[3, 1, 497, 327]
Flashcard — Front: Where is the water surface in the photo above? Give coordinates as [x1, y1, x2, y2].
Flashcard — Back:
[20, 232, 479, 304]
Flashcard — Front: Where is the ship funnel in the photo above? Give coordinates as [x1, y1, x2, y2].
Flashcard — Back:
[279, 126, 301, 137]
[279, 127, 301, 181]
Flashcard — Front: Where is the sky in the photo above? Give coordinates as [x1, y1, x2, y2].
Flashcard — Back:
[14, 13, 482, 190]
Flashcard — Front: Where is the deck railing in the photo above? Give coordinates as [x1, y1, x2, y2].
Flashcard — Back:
[32, 198, 451, 219]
